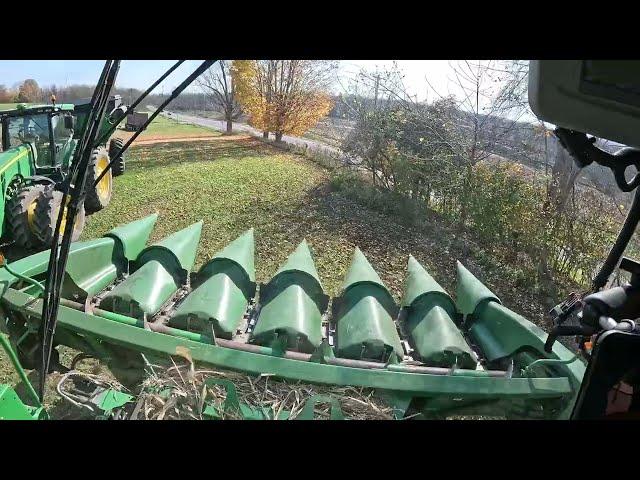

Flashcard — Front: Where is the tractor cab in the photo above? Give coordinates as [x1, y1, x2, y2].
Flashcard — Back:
[0, 103, 77, 177]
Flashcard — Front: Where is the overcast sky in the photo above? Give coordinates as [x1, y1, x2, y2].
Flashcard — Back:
[340, 60, 459, 100]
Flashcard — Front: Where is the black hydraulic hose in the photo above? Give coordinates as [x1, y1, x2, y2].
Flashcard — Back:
[38, 60, 121, 401]
[544, 324, 595, 353]
[592, 186, 640, 291]
[38, 60, 216, 401]
[92, 60, 217, 189]
[39, 63, 116, 396]
[94, 60, 185, 147]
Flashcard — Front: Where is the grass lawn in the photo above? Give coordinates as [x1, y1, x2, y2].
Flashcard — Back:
[115, 114, 220, 141]
[83, 137, 547, 315]
[0, 135, 552, 416]
[141, 114, 219, 138]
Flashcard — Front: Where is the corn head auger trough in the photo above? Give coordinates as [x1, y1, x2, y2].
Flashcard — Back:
[0, 213, 585, 419]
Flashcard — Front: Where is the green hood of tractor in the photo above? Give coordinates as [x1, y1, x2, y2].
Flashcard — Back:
[0, 144, 31, 175]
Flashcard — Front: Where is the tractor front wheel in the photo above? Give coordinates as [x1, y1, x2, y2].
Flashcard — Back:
[5, 183, 47, 250]
[32, 185, 86, 246]
[84, 147, 113, 214]
[109, 137, 126, 176]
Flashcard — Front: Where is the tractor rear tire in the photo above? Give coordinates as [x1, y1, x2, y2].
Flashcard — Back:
[84, 147, 113, 214]
[32, 185, 86, 247]
[109, 137, 126, 176]
[5, 183, 47, 250]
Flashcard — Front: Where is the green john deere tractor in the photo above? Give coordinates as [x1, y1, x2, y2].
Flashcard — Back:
[0, 96, 127, 251]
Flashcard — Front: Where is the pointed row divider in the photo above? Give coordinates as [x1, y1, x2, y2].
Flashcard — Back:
[332, 248, 403, 362]
[169, 229, 256, 338]
[401, 256, 477, 369]
[100, 221, 203, 319]
[249, 240, 328, 354]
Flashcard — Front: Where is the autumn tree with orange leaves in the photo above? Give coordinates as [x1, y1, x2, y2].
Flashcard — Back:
[232, 60, 336, 142]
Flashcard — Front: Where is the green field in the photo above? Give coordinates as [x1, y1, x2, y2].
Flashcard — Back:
[135, 114, 220, 139]
[83, 137, 540, 310]
[0, 133, 549, 417]
[0, 103, 18, 111]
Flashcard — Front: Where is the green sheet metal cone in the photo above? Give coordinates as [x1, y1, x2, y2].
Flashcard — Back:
[341, 247, 387, 295]
[169, 229, 256, 338]
[401, 256, 474, 368]
[100, 257, 180, 319]
[250, 240, 327, 353]
[1, 215, 159, 301]
[104, 213, 158, 263]
[406, 302, 477, 369]
[401, 255, 455, 313]
[455, 261, 500, 316]
[62, 214, 161, 300]
[63, 237, 122, 300]
[274, 239, 322, 289]
[334, 247, 403, 362]
[469, 301, 552, 363]
[100, 222, 202, 320]
[209, 228, 255, 282]
[136, 220, 203, 281]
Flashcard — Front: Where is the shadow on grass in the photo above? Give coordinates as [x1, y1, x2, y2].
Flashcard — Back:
[295, 181, 549, 325]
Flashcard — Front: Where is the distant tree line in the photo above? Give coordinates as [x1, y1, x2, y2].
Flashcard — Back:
[0, 76, 373, 122]
[0, 78, 211, 110]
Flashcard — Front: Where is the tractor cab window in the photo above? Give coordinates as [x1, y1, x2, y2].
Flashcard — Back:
[51, 114, 72, 141]
[6, 114, 53, 166]
[50, 113, 75, 170]
[51, 114, 73, 148]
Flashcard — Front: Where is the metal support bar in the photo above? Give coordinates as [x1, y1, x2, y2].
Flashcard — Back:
[39, 60, 121, 401]
[0, 333, 41, 408]
[58, 298, 508, 378]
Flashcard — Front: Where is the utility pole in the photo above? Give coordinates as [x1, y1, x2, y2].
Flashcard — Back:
[373, 71, 380, 110]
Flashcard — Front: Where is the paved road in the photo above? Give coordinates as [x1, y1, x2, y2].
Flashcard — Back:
[160, 110, 347, 161]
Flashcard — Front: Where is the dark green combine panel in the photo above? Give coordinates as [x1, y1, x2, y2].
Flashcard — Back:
[0, 216, 586, 419]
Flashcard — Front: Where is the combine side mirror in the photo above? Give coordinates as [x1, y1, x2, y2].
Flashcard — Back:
[64, 115, 75, 131]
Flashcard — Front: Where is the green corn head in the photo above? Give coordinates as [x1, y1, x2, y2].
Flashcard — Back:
[0, 215, 586, 419]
